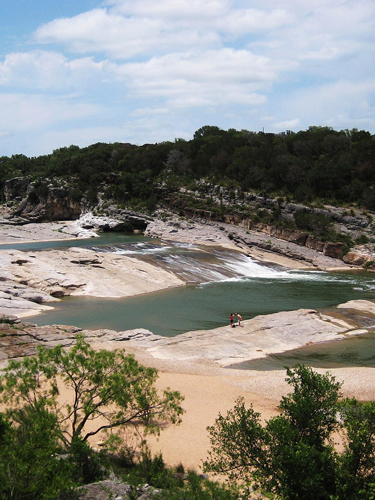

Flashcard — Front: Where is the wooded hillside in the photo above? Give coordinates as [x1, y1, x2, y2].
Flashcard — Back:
[1, 125, 375, 211]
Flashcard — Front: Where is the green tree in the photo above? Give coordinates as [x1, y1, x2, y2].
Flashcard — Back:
[0, 407, 73, 500]
[0, 335, 184, 448]
[204, 365, 375, 500]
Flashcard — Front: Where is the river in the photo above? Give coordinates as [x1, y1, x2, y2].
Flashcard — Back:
[3, 233, 375, 369]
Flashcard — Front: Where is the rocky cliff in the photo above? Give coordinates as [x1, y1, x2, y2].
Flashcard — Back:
[5, 177, 81, 222]
[2, 176, 375, 268]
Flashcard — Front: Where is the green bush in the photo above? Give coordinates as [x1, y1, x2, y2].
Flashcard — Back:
[204, 365, 375, 500]
[68, 437, 105, 485]
[355, 234, 370, 245]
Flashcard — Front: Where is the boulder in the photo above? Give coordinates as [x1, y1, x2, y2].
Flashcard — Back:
[78, 211, 151, 232]
[288, 230, 308, 246]
[323, 242, 345, 259]
[75, 480, 160, 500]
[343, 247, 375, 269]
[305, 235, 325, 252]
[75, 480, 134, 500]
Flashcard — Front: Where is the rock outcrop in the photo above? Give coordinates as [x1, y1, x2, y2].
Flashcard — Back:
[250, 222, 346, 259]
[0, 246, 185, 317]
[0, 315, 160, 365]
[6, 179, 82, 222]
[4, 174, 153, 229]
[75, 480, 159, 500]
[343, 246, 375, 269]
[172, 183, 375, 239]
[78, 210, 152, 232]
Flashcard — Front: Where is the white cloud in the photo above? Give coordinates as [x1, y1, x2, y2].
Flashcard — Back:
[0, 93, 100, 132]
[0, 50, 108, 91]
[253, 0, 375, 63]
[33, 8, 220, 59]
[116, 48, 295, 107]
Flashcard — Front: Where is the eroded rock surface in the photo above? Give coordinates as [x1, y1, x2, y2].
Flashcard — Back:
[145, 216, 352, 270]
[0, 247, 184, 311]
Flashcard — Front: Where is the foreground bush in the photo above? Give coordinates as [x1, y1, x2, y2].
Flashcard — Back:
[204, 364, 375, 500]
[0, 335, 184, 499]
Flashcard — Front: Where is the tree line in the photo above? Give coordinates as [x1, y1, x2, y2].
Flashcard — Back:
[1, 125, 375, 211]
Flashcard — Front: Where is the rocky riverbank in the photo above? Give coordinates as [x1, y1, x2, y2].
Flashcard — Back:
[1, 298, 375, 371]
[0, 210, 372, 319]
[0, 245, 184, 317]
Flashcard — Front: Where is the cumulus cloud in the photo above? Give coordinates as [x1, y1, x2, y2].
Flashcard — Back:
[0, 50, 107, 91]
[34, 8, 220, 59]
[117, 48, 292, 107]
[33, 2, 295, 60]
[0, 93, 100, 132]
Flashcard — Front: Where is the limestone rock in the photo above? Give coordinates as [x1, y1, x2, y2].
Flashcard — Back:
[77, 210, 152, 232]
[75, 480, 134, 500]
[323, 242, 345, 258]
[305, 235, 325, 252]
[343, 246, 375, 269]
[11, 180, 81, 222]
[75, 480, 160, 500]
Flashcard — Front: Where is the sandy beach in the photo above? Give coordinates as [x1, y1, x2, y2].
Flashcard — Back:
[1, 217, 375, 474]
[90, 341, 375, 472]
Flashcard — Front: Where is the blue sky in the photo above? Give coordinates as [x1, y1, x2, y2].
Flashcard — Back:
[1, 0, 375, 157]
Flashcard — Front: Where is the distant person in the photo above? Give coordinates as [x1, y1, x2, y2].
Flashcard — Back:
[230, 313, 234, 328]
[236, 313, 242, 327]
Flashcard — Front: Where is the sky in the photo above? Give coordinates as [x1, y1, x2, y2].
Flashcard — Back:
[1, 0, 375, 157]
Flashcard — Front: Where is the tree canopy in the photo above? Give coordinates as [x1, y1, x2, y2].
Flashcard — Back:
[2, 125, 375, 210]
[204, 364, 375, 500]
[0, 334, 184, 447]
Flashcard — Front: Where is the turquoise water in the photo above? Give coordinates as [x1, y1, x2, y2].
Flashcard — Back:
[5, 233, 375, 368]
[0, 232, 149, 251]
[35, 274, 375, 338]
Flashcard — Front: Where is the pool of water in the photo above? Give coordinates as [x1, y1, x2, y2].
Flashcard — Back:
[33, 239, 375, 336]
[4, 233, 375, 368]
[0, 232, 150, 251]
[227, 331, 375, 371]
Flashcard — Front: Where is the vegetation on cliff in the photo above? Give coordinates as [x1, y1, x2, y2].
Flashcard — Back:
[1, 125, 375, 211]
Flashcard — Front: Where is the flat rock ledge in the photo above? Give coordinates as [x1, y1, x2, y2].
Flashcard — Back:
[0, 246, 185, 317]
[144, 215, 353, 271]
[1, 299, 374, 369]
